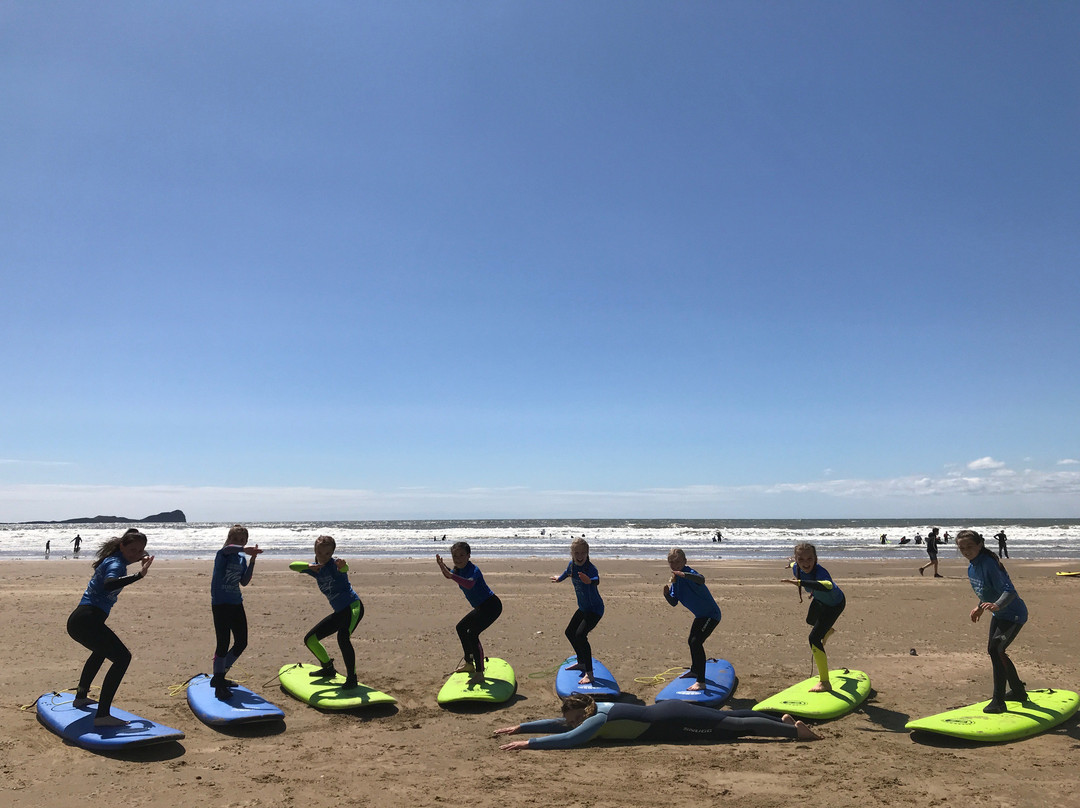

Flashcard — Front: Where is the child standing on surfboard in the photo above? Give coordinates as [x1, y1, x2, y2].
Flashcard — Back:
[292, 535, 362, 690]
[955, 529, 1028, 713]
[783, 543, 845, 693]
[551, 538, 604, 686]
[437, 542, 503, 681]
[66, 528, 154, 726]
[209, 524, 262, 699]
[663, 548, 722, 692]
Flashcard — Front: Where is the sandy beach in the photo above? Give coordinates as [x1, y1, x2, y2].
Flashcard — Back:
[4, 555, 1080, 808]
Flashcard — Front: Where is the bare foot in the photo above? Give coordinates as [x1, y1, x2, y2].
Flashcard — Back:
[795, 720, 822, 740]
[809, 681, 831, 693]
[73, 696, 96, 708]
[454, 662, 476, 674]
[687, 681, 705, 692]
[781, 714, 796, 725]
[565, 662, 585, 671]
[93, 714, 130, 728]
[578, 674, 595, 686]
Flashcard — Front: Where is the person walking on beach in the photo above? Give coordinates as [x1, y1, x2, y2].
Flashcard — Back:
[783, 542, 845, 692]
[45, 540, 51, 557]
[209, 524, 262, 699]
[551, 538, 604, 686]
[663, 548, 722, 692]
[71, 534, 82, 554]
[65, 528, 154, 726]
[994, 530, 1010, 559]
[494, 693, 821, 750]
[919, 527, 944, 578]
[437, 542, 503, 681]
[955, 529, 1027, 713]
[292, 535, 363, 689]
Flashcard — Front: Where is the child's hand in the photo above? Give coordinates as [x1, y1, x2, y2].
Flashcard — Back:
[245, 545, 263, 557]
[671, 569, 685, 578]
[970, 605, 985, 622]
[499, 740, 530, 751]
[436, 555, 452, 579]
[139, 555, 154, 578]
[492, 725, 519, 736]
[550, 576, 559, 583]
[576, 571, 591, 584]
[335, 558, 348, 571]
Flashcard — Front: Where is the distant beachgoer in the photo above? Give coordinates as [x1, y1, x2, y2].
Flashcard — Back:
[663, 548, 721, 692]
[437, 542, 502, 680]
[714, 531, 723, 543]
[956, 529, 1027, 713]
[550, 538, 603, 685]
[72, 534, 82, 553]
[919, 528, 943, 578]
[899, 536, 910, 545]
[994, 530, 1009, 559]
[66, 528, 154, 726]
[45, 540, 51, 557]
[880, 534, 887, 545]
[783, 543, 845, 692]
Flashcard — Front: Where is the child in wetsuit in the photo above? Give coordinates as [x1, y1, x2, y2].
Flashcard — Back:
[437, 541, 503, 679]
[551, 538, 604, 686]
[663, 548, 722, 692]
[784, 542, 845, 692]
[66, 528, 154, 726]
[293, 535, 362, 689]
[955, 529, 1028, 713]
[209, 524, 262, 698]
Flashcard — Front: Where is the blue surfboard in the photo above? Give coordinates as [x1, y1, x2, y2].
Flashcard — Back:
[555, 656, 621, 700]
[186, 674, 285, 726]
[36, 691, 185, 751]
[654, 658, 737, 707]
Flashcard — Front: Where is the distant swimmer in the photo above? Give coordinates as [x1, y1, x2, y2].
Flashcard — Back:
[714, 531, 724, 543]
[71, 534, 82, 553]
[899, 536, 911, 545]
[880, 534, 887, 545]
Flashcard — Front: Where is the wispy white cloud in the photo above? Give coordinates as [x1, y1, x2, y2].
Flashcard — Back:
[968, 457, 1006, 471]
[1058, 459, 1080, 466]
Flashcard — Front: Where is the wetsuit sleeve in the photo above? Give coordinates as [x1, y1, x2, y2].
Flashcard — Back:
[987, 564, 1018, 609]
[584, 563, 599, 585]
[554, 563, 570, 583]
[525, 714, 607, 749]
[518, 718, 571, 733]
[102, 573, 143, 591]
[449, 571, 475, 589]
[993, 590, 1017, 610]
[240, 557, 254, 586]
[800, 579, 834, 592]
[290, 562, 316, 575]
[681, 571, 705, 585]
[664, 584, 679, 607]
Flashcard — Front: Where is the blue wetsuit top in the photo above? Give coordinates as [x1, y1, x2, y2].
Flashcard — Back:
[211, 545, 253, 605]
[793, 562, 844, 607]
[968, 552, 1027, 624]
[451, 561, 495, 609]
[79, 553, 140, 615]
[301, 559, 360, 613]
[556, 560, 604, 616]
[664, 565, 721, 620]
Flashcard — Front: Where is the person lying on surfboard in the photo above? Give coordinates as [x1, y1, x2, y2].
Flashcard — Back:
[495, 693, 821, 750]
[437, 542, 503, 681]
[783, 542, 845, 693]
[955, 529, 1028, 713]
[66, 528, 154, 727]
[550, 538, 604, 686]
[663, 548, 722, 692]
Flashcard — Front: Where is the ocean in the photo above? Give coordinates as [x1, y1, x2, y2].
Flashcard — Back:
[4, 518, 1080, 562]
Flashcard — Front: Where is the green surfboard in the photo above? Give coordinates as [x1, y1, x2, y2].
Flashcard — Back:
[905, 688, 1079, 742]
[278, 663, 396, 710]
[437, 658, 516, 705]
[753, 669, 871, 720]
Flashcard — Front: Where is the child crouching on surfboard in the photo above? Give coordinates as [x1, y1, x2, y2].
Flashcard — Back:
[293, 535, 362, 690]
[783, 543, 845, 692]
[437, 542, 503, 680]
[663, 548, 722, 692]
[209, 524, 262, 699]
[66, 528, 154, 726]
[955, 529, 1028, 713]
[551, 538, 604, 686]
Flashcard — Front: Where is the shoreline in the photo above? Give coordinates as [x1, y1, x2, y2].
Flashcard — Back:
[5, 558, 1080, 807]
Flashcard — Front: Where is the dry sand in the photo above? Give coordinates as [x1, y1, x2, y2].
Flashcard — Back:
[3, 555, 1080, 808]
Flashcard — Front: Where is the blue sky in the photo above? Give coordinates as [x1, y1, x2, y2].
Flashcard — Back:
[2, 2, 1078, 521]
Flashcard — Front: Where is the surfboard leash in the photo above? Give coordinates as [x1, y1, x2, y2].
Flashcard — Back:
[633, 666, 688, 686]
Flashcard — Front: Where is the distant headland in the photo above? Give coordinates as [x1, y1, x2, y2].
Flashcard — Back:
[23, 509, 187, 524]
